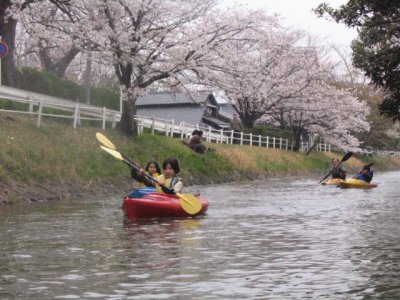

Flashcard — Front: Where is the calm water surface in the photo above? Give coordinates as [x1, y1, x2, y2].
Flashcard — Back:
[1, 171, 399, 299]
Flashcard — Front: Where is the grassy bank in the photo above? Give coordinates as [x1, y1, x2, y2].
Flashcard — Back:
[1, 113, 400, 205]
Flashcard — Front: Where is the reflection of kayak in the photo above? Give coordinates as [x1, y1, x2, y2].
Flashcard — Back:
[322, 178, 344, 186]
[338, 178, 378, 189]
[122, 187, 209, 219]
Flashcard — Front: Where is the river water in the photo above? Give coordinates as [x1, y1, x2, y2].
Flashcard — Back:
[0, 171, 399, 299]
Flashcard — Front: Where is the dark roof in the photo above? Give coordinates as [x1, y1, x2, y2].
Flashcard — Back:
[137, 106, 205, 125]
[136, 91, 213, 106]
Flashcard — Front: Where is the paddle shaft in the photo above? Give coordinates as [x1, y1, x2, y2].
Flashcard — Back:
[121, 157, 175, 194]
[319, 152, 353, 183]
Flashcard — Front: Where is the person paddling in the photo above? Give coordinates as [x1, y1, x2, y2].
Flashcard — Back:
[131, 160, 161, 188]
[330, 158, 347, 180]
[354, 164, 374, 183]
[156, 157, 183, 194]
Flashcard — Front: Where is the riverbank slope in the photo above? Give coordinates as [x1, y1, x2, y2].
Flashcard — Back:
[1, 114, 400, 205]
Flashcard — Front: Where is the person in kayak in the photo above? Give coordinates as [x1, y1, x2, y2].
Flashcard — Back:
[331, 158, 347, 179]
[131, 160, 161, 188]
[354, 165, 374, 183]
[156, 157, 183, 194]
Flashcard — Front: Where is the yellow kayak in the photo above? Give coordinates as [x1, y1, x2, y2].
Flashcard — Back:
[322, 178, 344, 186]
[338, 178, 378, 189]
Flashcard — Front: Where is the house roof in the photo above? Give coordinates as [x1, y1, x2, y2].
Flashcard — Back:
[136, 91, 213, 106]
[137, 106, 206, 125]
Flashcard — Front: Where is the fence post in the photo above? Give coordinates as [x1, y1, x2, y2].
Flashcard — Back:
[36, 99, 43, 128]
[273, 137, 276, 149]
[230, 130, 234, 145]
[259, 135, 262, 147]
[170, 119, 175, 137]
[208, 126, 211, 142]
[102, 107, 107, 130]
[220, 129, 223, 144]
[240, 132, 243, 146]
[249, 133, 253, 146]
[266, 136, 269, 148]
[328, 144, 331, 152]
[279, 138, 282, 149]
[151, 117, 155, 135]
[28, 95, 34, 113]
[285, 139, 288, 150]
[180, 122, 185, 139]
[73, 103, 80, 129]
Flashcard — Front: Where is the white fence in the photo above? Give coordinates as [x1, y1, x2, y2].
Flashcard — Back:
[2, 85, 400, 156]
[135, 115, 328, 152]
[0, 85, 121, 129]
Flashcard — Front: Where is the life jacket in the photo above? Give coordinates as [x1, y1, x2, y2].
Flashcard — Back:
[155, 174, 181, 193]
[138, 172, 159, 188]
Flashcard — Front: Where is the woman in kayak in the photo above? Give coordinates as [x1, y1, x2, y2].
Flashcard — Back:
[331, 158, 347, 179]
[354, 165, 374, 183]
[131, 160, 161, 188]
[156, 157, 183, 194]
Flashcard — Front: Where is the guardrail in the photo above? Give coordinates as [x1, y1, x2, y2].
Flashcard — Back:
[135, 114, 331, 152]
[2, 85, 400, 156]
[0, 85, 121, 129]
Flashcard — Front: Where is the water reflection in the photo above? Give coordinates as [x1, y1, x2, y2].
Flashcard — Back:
[0, 172, 400, 299]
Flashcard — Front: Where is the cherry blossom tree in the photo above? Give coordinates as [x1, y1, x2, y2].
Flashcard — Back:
[16, 2, 81, 78]
[1, 0, 71, 85]
[28, 0, 271, 135]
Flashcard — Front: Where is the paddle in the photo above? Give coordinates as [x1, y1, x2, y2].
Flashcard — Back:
[96, 132, 139, 167]
[319, 152, 353, 184]
[99, 145, 202, 215]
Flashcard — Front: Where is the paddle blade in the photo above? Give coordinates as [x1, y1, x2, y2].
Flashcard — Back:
[340, 151, 353, 163]
[100, 145, 124, 161]
[96, 132, 117, 150]
[177, 193, 202, 215]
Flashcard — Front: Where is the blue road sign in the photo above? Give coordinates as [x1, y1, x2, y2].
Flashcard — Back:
[0, 41, 9, 58]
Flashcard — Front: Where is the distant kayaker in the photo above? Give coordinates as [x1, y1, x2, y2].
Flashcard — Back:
[156, 157, 183, 194]
[331, 158, 347, 180]
[354, 165, 374, 183]
[131, 161, 161, 188]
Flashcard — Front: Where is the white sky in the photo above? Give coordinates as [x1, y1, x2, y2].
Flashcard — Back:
[220, 0, 357, 48]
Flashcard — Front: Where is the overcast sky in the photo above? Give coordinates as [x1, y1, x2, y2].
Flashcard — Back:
[220, 0, 357, 48]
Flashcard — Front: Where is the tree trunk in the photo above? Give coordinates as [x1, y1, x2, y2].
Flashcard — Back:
[305, 135, 320, 156]
[292, 128, 302, 152]
[0, 2, 21, 86]
[117, 87, 137, 136]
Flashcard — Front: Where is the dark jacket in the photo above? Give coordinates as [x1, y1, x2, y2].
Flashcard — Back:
[331, 167, 346, 179]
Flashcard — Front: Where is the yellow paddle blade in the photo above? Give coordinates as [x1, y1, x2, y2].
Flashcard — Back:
[96, 132, 117, 150]
[100, 145, 124, 161]
[177, 193, 202, 215]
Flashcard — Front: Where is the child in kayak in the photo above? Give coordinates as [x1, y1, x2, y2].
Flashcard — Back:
[331, 158, 347, 179]
[131, 160, 161, 188]
[354, 165, 374, 183]
[156, 157, 183, 194]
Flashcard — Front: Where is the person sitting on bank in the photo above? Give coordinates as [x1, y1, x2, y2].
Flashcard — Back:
[331, 158, 347, 180]
[188, 130, 208, 154]
[354, 165, 374, 183]
[230, 113, 243, 144]
[131, 160, 161, 188]
[156, 157, 183, 194]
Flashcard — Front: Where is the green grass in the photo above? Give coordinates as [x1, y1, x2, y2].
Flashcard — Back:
[1, 113, 400, 204]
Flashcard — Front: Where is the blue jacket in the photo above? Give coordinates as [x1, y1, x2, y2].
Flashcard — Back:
[354, 171, 373, 183]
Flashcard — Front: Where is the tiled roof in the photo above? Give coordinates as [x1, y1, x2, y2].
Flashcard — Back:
[136, 91, 211, 106]
[137, 106, 205, 125]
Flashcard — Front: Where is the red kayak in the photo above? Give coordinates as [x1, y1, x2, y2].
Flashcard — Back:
[122, 188, 209, 219]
